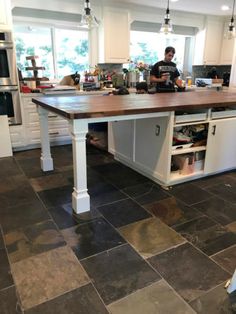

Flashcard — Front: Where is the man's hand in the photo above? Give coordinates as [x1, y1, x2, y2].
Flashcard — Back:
[161, 73, 170, 82]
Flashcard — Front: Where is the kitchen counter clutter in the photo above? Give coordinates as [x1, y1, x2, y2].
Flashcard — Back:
[32, 90, 236, 213]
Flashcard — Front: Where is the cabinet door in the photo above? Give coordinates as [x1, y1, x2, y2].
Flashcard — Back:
[108, 120, 134, 161]
[135, 117, 172, 182]
[203, 20, 223, 65]
[101, 9, 130, 63]
[220, 37, 234, 65]
[0, 0, 12, 29]
[204, 118, 236, 174]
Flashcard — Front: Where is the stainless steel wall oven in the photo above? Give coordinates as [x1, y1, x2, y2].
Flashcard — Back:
[0, 86, 21, 125]
[0, 31, 17, 86]
[0, 31, 21, 124]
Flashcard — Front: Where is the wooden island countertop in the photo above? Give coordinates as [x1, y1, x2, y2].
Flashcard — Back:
[32, 90, 236, 120]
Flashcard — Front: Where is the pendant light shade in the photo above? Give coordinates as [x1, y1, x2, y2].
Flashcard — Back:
[160, 0, 173, 35]
[80, 0, 99, 28]
[227, 0, 236, 39]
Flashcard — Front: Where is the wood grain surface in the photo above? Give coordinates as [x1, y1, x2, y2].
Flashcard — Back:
[32, 90, 236, 120]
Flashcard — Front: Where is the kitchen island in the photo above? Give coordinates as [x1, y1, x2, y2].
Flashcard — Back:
[32, 90, 236, 213]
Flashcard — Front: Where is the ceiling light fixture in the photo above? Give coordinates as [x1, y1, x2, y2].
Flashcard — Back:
[221, 5, 230, 11]
[160, 0, 173, 35]
[227, 0, 236, 39]
[80, 0, 99, 29]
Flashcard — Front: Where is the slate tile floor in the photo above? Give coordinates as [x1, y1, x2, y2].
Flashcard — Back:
[0, 144, 236, 313]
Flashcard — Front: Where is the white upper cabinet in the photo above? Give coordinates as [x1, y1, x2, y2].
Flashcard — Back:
[0, 0, 12, 30]
[99, 8, 130, 63]
[203, 19, 223, 65]
[219, 22, 234, 65]
[193, 18, 226, 65]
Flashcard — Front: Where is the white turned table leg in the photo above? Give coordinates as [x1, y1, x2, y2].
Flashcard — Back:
[69, 119, 90, 214]
[37, 106, 54, 171]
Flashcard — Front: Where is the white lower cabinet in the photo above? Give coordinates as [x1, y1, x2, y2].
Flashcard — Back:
[108, 120, 134, 161]
[109, 114, 173, 185]
[109, 110, 236, 186]
[11, 95, 71, 150]
[9, 125, 26, 149]
[204, 118, 236, 174]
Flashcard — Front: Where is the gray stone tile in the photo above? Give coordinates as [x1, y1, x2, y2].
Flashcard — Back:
[29, 173, 71, 192]
[206, 181, 236, 204]
[98, 198, 151, 228]
[25, 283, 108, 314]
[0, 199, 50, 233]
[5, 220, 66, 263]
[108, 280, 196, 314]
[122, 182, 169, 205]
[0, 248, 14, 290]
[193, 196, 236, 226]
[174, 216, 236, 256]
[145, 197, 202, 227]
[62, 217, 125, 260]
[81, 244, 160, 305]
[168, 183, 212, 206]
[11, 246, 89, 310]
[49, 202, 100, 230]
[148, 243, 229, 302]
[119, 217, 185, 258]
[0, 183, 39, 209]
[0, 158, 22, 177]
[212, 245, 236, 274]
[190, 282, 236, 313]
[0, 286, 19, 314]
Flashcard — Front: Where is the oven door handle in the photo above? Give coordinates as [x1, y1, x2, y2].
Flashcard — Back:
[0, 87, 18, 92]
[0, 42, 13, 49]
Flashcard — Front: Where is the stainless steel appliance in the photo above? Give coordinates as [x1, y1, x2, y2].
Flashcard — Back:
[0, 31, 22, 124]
[0, 86, 21, 125]
[0, 31, 17, 86]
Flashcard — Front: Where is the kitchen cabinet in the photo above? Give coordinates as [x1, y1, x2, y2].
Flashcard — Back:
[22, 96, 71, 147]
[9, 125, 26, 149]
[193, 18, 225, 65]
[109, 107, 236, 186]
[108, 120, 134, 161]
[203, 19, 223, 65]
[99, 8, 130, 63]
[204, 118, 236, 174]
[219, 23, 234, 65]
[0, 0, 12, 30]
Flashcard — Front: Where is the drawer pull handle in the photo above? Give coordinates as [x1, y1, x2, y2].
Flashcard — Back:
[48, 115, 58, 118]
[49, 132, 59, 135]
[212, 125, 216, 135]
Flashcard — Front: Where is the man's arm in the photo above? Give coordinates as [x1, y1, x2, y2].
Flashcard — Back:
[150, 73, 169, 83]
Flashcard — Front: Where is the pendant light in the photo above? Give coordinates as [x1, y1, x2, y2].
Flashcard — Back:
[227, 0, 236, 39]
[160, 0, 173, 35]
[80, 0, 99, 28]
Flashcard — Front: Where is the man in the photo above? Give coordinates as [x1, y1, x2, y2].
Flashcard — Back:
[150, 46, 182, 92]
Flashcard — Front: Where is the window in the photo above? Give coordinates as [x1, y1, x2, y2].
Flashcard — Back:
[14, 25, 89, 80]
[130, 30, 186, 72]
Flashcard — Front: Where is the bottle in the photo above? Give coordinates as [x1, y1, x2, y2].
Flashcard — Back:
[186, 76, 192, 86]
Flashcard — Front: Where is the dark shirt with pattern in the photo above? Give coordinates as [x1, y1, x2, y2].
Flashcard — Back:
[151, 60, 180, 90]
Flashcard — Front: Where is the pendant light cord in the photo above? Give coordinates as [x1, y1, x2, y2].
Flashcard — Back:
[232, 0, 235, 21]
[167, 0, 170, 14]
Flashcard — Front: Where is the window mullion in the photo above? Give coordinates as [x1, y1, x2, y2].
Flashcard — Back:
[51, 27, 57, 79]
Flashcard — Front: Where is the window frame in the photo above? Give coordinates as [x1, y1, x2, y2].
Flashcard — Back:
[13, 17, 89, 80]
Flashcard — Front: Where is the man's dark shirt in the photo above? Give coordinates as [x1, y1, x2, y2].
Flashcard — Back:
[150, 60, 180, 90]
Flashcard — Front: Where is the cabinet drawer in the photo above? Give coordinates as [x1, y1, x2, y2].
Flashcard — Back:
[175, 112, 207, 124]
[28, 127, 70, 141]
[211, 108, 236, 119]
[25, 111, 68, 127]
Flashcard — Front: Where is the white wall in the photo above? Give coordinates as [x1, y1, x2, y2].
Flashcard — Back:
[11, 0, 227, 67]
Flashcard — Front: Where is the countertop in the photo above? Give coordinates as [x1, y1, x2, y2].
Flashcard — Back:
[32, 90, 236, 120]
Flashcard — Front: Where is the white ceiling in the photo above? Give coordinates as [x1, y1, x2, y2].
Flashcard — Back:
[105, 0, 235, 16]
